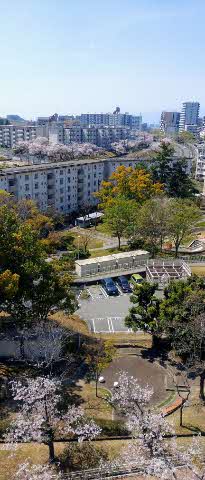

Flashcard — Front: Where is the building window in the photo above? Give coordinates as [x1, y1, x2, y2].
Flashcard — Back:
[60, 197, 64, 203]
[60, 178, 64, 185]
[35, 183, 38, 189]
[34, 173, 38, 179]
[60, 188, 63, 194]
[68, 186, 70, 192]
[25, 184, 29, 191]
[25, 175, 29, 181]
[60, 170, 63, 175]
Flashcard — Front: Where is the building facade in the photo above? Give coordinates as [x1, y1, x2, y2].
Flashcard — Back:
[179, 102, 200, 133]
[0, 125, 41, 148]
[195, 144, 205, 180]
[49, 125, 133, 148]
[160, 111, 180, 134]
[0, 157, 142, 214]
[79, 113, 142, 129]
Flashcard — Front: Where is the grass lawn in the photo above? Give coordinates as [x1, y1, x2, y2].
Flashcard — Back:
[191, 265, 205, 276]
[75, 382, 112, 420]
[73, 234, 103, 250]
[51, 312, 89, 335]
[0, 440, 127, 480]
[89, 246, 128, 258]
[166, 381, 205, 435]
[93, 332, 152, 348]
[196, 221, 205, 228]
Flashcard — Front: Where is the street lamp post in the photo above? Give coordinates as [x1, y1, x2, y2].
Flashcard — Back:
[77, 235, 81, 260]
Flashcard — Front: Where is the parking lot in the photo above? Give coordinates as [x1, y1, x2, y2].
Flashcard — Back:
[76, 283, 132, 333]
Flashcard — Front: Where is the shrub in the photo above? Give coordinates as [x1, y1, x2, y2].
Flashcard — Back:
[95, 418, 129, 437]
[60, 442, 108, 472]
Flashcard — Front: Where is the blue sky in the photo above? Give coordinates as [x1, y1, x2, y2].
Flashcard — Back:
[0, 0, 204, 122]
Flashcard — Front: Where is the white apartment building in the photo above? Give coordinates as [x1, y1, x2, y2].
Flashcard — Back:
[80, 113, 142, 129]
[179, 102, 200, 133]
[0, 125, 38, 148]
[0, 157, 141, 214]
[160, 112, 180, 134]
[49, 126, 132, 148]
[195, 144, 205, 180]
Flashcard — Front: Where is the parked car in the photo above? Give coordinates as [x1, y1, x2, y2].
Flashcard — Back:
[116, 275, 132, 293]
[130, 274, 144, 287]
[101, 278, 119, 296]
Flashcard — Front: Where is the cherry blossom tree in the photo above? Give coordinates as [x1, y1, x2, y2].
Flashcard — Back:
[110, 372, 204, 480]
[14, 138, 105, 162]
[14, 321, 75, 375]
[16, 462, 62, 480]
[5, 377, 101, 463]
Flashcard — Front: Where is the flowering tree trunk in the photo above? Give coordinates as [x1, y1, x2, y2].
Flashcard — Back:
[47, 437, 55, 463]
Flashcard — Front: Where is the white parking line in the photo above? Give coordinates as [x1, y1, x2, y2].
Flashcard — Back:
[87, 289, 94, 300]
[100, 287, 108, 298]
[92, 318, 96, 333]
[109, 317, 115, 333]
[107, 317, 112, 332]
[101, 287, 108, 298]
[116, 285, 123, 296]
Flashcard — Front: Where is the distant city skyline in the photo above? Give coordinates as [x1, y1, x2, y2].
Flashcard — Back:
[2, 109, 205, 126]
[0, 0, 205, 121]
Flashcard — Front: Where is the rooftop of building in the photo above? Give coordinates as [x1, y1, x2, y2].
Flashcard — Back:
[75, 250, 149, 266]
[0, 141, 196, 175]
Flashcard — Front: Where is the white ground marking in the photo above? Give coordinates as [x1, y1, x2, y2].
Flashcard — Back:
[109, 317, 115, 333]
[107, 317, 112, 333]
[92, 318, 96, 333]
[87, 289, 94, 300]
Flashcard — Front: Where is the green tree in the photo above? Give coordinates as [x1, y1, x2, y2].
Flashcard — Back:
[135, 196, 170, 256]
[103, 197, 138, 249]
[152, 142, 195, 198]
[152, 142, 174, 186]
[85, 340, 115, 397]
[0, 203, 76, 327]
[167, 159, 196, 198]
[125, 281, 160, 346]
[177, 131, 195, 144]
[168, 199, 201, 257]
[159, 276, 205, 399]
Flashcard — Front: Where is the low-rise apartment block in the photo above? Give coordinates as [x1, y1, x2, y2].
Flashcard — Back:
[0, 125, 38, 148]
[80, 112, 142, 129]
[49, 125, 134, 148]
[0, 157, 141, 214]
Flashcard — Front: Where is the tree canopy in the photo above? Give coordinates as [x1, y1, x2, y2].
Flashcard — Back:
[0, 194, 76, 326]
[95, 165, 163, 208]
[102, 197, 138, 249]
[151, 142, 196, 198]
